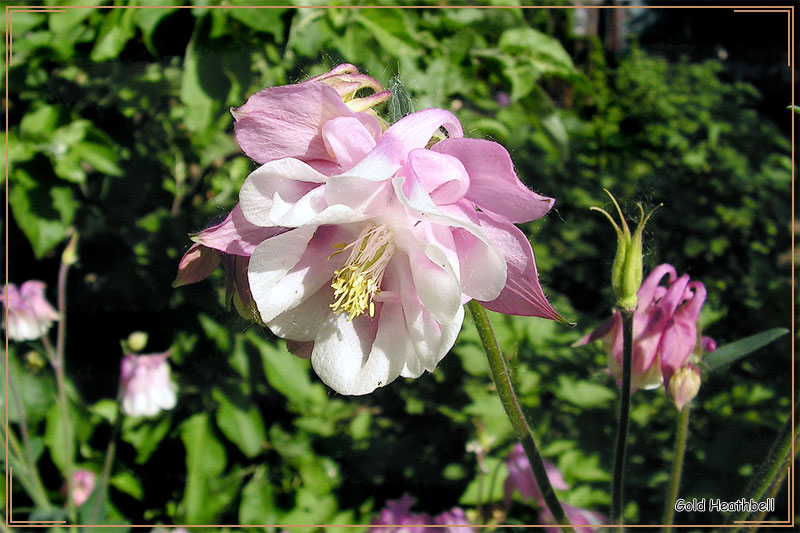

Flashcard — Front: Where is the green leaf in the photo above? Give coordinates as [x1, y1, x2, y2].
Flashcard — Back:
[239, 466, 278, 525]
[459, 457, 508, 505]
[133, 3, 178, 55]
[228, 4, 287, 42]
[110, 469, 144, 500]
[3, 348, 53, 425]
[554, 375, 616, 408]
[704, 328, 789, 372]
[180, 413, 229, 523]
[48, 0, 106, 34]
[91, 8, 136, 62]
[9, 170, 78, 258]
[250, 334, 314, 407]
[121, 415, 171, 464]
[213, 388, 266, 459]
[20, 105, 61, 138]
[72, 141, 123, 177]
[44, 404, 69, 472]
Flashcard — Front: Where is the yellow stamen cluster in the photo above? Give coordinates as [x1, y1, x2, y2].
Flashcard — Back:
[329, 225, 395, 321]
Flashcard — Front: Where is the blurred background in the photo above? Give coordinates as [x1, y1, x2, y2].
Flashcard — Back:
[2, 1, 794, 530]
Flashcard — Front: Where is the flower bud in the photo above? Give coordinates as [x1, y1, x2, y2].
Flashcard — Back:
[61, 230, 79, 266]
[668, 364, 701, 411]
[591, 189, 659, 311]
[127, 331, 149, 352]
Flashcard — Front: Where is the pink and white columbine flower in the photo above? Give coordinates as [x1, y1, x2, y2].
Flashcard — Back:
[576, 264, 712, 393]
[120, 352, 178, 417]
[174, 64, 390, 321]
[1, 281, 59, 341]
[237, 106, 562, 395]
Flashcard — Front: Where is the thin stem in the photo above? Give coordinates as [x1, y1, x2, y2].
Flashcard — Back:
[731, 401, 799, 529]
[611, 309, 634, 530]
[52, 259, 76, 526]
[8, 370, 35, 475]
[87, 385, 125, 524]
[1, 422, 51, 511]
[661, 405, 691, 531]
[466, 301, 573, 533]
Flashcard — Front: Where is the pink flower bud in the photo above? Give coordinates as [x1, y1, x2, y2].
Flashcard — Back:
[61, 469, 95, 507]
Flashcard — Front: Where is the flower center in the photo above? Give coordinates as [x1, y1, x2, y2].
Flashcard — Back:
[330, 225, 395, 321]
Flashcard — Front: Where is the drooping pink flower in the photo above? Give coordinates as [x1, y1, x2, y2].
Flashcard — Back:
[238, 107, 562, 395]
[370, 493, 432, 533]
[576, 264, 708, 392]
[62, 469, 95, 507]
[120, 352, 177, 417]
[504, 443, 569, 508]
[1, 281, 59, 341]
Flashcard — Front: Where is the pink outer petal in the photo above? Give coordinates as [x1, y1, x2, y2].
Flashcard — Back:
[432, 137, 554, 223]
[326, 108, 464, 209]
[469, 209, 565, 322]
[192, 204, 284, 256]
[321, 116, 378, 172]
[232, 81, 382, 166]
[660, 281, 706, 385]
[19, 281, 59, 321]
[636, 264, 677, 311]
[173, 243, 222, 287]
[403, 148, 470, 205]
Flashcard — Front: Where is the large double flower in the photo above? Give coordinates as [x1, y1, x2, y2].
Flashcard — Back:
[177, 66, 562, 395]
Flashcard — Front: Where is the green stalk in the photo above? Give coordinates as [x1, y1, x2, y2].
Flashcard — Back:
[466, 301, 573, 533]
[731, 401, 799, 529]
[52, 259, 77, 527]
[1, 422, 51, 511]
[611, 309, 634, 530]
[87, 385, 125, 524]
[661, 405, 691, 531]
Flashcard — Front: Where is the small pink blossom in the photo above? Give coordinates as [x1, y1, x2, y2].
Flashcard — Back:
[121, 352, 177, 417]
[433, 506, 473, 533]
[370, 493, 431, 532]
[576, 264, 708, 392]
[1, 281, 59, 341]
[504, 443, 568, 508]
[62, 469, 95, 507]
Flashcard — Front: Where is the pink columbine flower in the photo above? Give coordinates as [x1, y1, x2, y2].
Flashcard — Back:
[237, 105, 562, 395]
[576, 264, 708, 392]
[370, 493, 432, 532]
[175, 64, 390, 321]
[1, 281, 59, 341]
[504, 443, 568, 508]
[62, 469, 95, 507]
[503, 445, 607, 531]
[433, 507, 474, 533]
[120, 352, 177, 417]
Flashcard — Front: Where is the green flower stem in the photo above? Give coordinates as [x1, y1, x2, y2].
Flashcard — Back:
[52, 259, 77, 527]
[611, 309, 635, 530]
[88, 385, 125, 524]
[731, 400, 799, 529]
[466, 301, 573, 533]
[1, 421, 51, 511]
[661, 405, 691, 531]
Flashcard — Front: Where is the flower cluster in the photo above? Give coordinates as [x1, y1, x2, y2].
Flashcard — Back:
[577, 264, 715, 409]
[369, 493, 472, 533]
[504, 444, 607, 532]
[1, 281, 59, 341]
[176, 64, 561, 395]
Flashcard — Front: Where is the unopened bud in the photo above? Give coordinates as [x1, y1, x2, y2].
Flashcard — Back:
[668, 364, 701, 411]
[591, 190, 659, 311]
[127, 331, 149, 352]
[61, 230, 79, 266]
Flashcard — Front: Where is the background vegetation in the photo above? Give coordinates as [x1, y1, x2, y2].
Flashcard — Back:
[2, 1, 794, 530]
